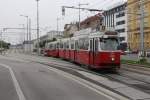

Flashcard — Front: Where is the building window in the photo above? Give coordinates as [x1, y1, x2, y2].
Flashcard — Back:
[120, 37, 125, 41]
[116, 20, 125, 25]
[116, 29, 125, 33]
[116, 12, 125, 18]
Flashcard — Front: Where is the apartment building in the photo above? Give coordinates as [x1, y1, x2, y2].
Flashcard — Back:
[103, 2, 127, 49]
[127, 0, 150, 51]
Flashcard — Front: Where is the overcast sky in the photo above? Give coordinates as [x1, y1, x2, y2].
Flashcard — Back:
[0, 0, 126, 44]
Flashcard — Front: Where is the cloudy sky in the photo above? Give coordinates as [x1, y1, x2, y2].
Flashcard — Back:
[0, 0, 126, 44]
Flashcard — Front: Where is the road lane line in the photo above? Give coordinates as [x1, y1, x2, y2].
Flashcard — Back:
[41, 65, 129, 100]
[0, 63, 26, 100]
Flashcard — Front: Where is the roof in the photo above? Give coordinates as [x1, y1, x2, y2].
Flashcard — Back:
[80, 13, 102, 26]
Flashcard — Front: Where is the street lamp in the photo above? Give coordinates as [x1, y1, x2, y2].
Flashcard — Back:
[19, 24, 25, 52]
[0, 30, 2, 54]
[20, 15, 29, 42]
[43, 27, 51, 48]
[139, 0, 145, 60]
[36, 0, 40, 55]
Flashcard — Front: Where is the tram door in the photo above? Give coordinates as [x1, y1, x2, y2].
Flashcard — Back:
[89, 38, 99, 66]
[74, 40, 78, 62]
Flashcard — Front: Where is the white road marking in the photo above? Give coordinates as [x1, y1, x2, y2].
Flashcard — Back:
[0, 63, 26, 100]
[42, 66, 129, 100]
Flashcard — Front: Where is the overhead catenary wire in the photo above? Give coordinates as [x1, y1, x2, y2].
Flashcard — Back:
[82, 0, 112, 20]
[88, 0, 106, 8]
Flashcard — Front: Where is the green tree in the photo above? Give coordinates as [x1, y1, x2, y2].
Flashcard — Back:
[0, 41, 10, 49]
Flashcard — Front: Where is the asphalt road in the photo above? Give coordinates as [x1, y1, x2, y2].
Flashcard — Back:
[0, 51, 118, 100]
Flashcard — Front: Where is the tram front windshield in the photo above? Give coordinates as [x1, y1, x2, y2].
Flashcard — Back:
[100, 38, 118, 51]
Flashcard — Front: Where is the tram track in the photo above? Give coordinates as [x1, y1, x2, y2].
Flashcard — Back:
[34, 61, 132, 99]
[32, 58, 150, 95]
[106, 71, 150, 94]
[33, 60, 150, 100]
[122, 63, 150, 76]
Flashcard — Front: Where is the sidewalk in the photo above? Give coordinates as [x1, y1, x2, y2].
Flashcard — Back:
[121, 54, 150, 63]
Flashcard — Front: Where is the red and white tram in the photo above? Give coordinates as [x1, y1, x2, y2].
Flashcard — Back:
[59, 38, 70, 59]
[88, 31, 120, 70]
[45, 41, 59, 57]
[44, 30, 120, 71]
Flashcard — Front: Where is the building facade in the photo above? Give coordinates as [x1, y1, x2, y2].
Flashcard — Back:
[47, 30, 64, 40]
[80, 13, 103, 31]
[30, 30, 63, 52]
[103, 2, 127, 45]
[127, 0, 150, 51]
[64, 14, 103, 37]
[64, 23, 78, 37]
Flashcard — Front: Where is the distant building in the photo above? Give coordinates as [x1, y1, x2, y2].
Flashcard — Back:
[127, 0, 150, 51]
[23, 41, 32, 52]
[64, 13, 103, 37]
[80, 13, 103, 31]
[30, 30, 64, 52]
[47, 30, 64, 40]
[64, 23, 78, 37]
[103, 2, 127, 45]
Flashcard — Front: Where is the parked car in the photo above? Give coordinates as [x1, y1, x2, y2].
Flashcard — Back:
[131, 50, 138, 54]
[120, 50, 126, 55]
[124, 50, 132, 54]
[146, 51, 150, 57]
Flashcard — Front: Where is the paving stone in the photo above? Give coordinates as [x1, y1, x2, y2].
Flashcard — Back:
[115, 87, 150, 100]
[77, 71, 150, 100]
[77, 71, 126, 89]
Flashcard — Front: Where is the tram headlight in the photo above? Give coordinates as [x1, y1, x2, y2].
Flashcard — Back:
[111, 58, 115, 61]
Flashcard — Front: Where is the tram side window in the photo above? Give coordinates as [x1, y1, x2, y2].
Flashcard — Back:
[78, 38, 89, 50]
[56, 43, 59, 49]
[64, 42, 69, 50]
[64, 43, 66, 49]
[71, 42, 74, 50]
[95, 39, 98, 51]
[84, 38, 89, 50]
[52, 44, 54, 50]
[66, 42, 69, 49]
[90, 40, 92, 51]
[51, 44, 53, 49]
[59, 42, 63, 49]
[78, 39, 83, 50]
[48, 44, 51, 49]
[49, 44, 52, 49]
[54, 44, 57, 49]
[45, 44, 48, 49]
[75, 41, 78, 50]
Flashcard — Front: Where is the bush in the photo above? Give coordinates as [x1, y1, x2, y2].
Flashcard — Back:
[138, 58, 147, 63]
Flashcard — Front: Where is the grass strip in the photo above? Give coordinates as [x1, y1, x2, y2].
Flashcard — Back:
[121, 59, 150, 68]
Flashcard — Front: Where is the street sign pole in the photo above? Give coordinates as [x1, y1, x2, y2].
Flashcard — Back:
[139, 0, 146, 61]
